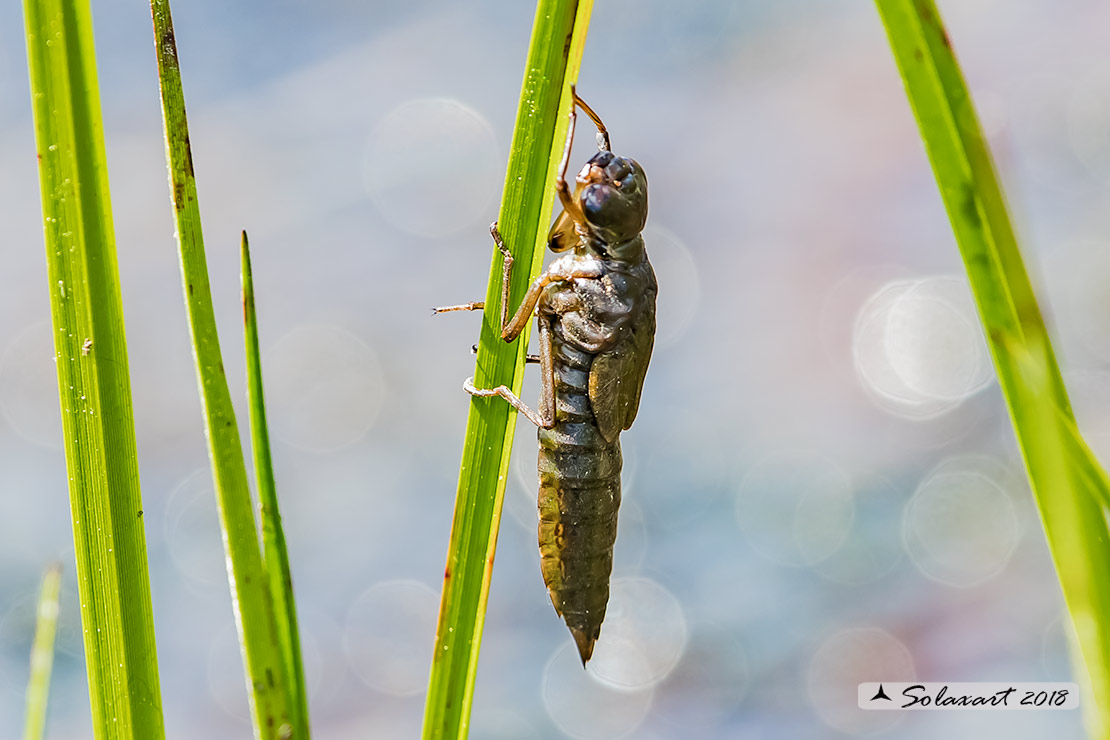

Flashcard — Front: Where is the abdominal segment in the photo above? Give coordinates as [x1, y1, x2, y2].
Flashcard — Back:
[536, 337, 622, 665]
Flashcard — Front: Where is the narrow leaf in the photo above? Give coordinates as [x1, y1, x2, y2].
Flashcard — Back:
[22, 0, 165, 736]
[422, 0, 595, 737]
[23, 563, 62, 740]
[875, 1, 1110, 734]
[148, 2, 292, 737]
[242, 231, 311, 740]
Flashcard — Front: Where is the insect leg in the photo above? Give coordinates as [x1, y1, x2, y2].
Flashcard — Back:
[431, 301, 484, 315]
[536, 315, 556, 425]
[554, 103, 587, 230]
[430, 220, 513, 316]
[499, 263, 600, 343]
[438, 218, 596, 349]
[463, 282, 558, 427]
[440, 219, 534, 341]
[463, 378, 552, 428]
[489, 222, 515, 332]
[571, 86, 610, 152]
[463, 307, 555, 427]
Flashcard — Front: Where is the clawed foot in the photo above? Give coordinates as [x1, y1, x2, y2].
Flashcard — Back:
[489, 222, 512, 262]
[463, 376, 547, 427]
[463, 377, 487, 396]
[431, 301, 484, 315]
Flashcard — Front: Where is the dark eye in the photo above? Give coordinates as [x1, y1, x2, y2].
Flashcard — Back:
[581, 184, 614, 219]
[587, 151, 614, 169]
[608, 159, 631, 181]
[579, 167, 648, 244]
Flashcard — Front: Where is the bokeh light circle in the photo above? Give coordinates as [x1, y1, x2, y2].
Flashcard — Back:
[343, 579, 437, 697]
[589, 577, 687, 690]
[735, 451, 854, 568]
[812, 473, 904, 586]
[265, 324, 384, 453]
[853, 276, 993, 419]
[902, 457, 1022, 587]
[542, 642, 653, 740]
[364, 98, 500, 238]
[164, 469, 226, 587]
[806, 627, 915, 735]
[609, 500, 648, 574]
[1041, 614, 1072, 683]
[468, 709, 541, 740]
[651, 625, 749, 732]
[885, 278, 992, 399]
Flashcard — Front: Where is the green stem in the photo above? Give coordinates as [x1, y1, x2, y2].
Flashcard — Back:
[242, 231, 311, 740]
[421, 1, 595, 738]
[22, 0, 165, 736]
[148, 2, 292, 737]
[875, 1, 1110, 735]
[23, 563, 63, 740]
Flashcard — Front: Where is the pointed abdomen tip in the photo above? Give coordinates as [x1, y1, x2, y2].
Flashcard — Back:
[570, 627, 597, 666]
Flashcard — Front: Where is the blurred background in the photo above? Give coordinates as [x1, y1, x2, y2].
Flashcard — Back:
[1, 0, 1108, 737]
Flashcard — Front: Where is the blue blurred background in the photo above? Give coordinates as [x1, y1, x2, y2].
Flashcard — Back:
[1, 0, 1108, 737]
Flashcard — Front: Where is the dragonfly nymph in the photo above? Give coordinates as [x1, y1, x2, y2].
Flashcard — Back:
[437, 88, 657, 665]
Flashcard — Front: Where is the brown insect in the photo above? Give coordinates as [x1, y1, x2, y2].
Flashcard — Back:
[438, 88, 656, 664]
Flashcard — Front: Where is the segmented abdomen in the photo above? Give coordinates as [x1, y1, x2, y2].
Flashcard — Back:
[537, 336, 621, 663]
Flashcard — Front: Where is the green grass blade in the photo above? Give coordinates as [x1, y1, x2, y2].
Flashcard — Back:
[422, 1, 594, 737]
[875, 1, 1110, 734]
[22, 1, 165, 736]
[23, 563, 62, 740]
[241, 232, 311, 740]
[148, 3, 292, 737]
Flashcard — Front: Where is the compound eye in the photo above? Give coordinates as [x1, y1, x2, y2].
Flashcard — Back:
[581, 183, 615, 220]
[586, 150, 614, 169]
[608, 158, 632, 182]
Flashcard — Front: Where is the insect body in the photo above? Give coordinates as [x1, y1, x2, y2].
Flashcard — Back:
[440, 89, 656, 665]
